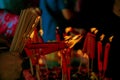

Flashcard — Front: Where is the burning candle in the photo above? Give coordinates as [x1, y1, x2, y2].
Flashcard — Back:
[103, 36, 113, 76]
[97, 34, 105, 72]
[83, 27, 98, 59]
[82, 28, 97, 75]
[83, 32, 96, 59]
[88, 32, 96, 59]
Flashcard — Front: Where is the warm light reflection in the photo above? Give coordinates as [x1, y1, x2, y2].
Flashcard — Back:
[35, 16, 40, 23]
[31, 23, 35, 28]
[30, 31, 34, 39]
[39, 29, 43, 36]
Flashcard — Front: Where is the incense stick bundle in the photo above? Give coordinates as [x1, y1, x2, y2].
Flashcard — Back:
[19, 16, 41, 52]
[9, 10, 24, 52]
[10, 8, 40, 53]
[14, 9, 31, 52]
[18, 12, 39, 53]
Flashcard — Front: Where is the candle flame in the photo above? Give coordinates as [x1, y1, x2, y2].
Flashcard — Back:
[68, 35, 83, 48]
[94, 29, 98, 34]
[72, 35, 80, 40]
[100, 34, 105, 41]
[64, 35, 72, 40]
[90, 27, 96, 32]
[65, 26, 72, 33]
[109, 35, 114, 42]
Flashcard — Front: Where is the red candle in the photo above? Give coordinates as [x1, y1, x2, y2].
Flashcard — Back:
[97, 41, 103, 72]
[103, 42, 110, 74]
[24, 38, 38, 65]
[82, 32, 88, 53]
[82, 32, 96, 59]
[66, 48, 71, 80]
[61, 50, 67, 80]
[87, 32, 96, 59]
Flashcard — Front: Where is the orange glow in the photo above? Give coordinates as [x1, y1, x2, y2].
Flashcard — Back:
[30, 31, 34, 39]
[38, 58, 43, 65]
[94, 29, 98, 34]
[57, 51, 61, 57]
[39, 29, 43, 36]
[64, 35, 72, 40]
[68, 35, 82, 48]
[100, 34, 105, 41]
[35, 16, 40, 23]
[83, 53, 89, 59]
[77, 49, 83, 56]
[65, 27, 72, 33]
[109, 35, 114, 42]
[90, 27, 96, 32]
